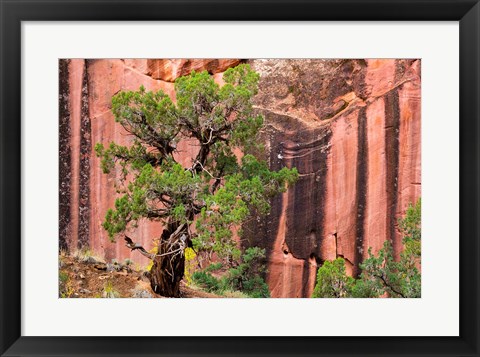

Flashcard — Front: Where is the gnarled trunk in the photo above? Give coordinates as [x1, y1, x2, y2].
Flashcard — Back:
[149, 224, 186, 297]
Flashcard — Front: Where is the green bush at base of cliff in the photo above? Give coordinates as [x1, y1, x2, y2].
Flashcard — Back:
[312, 198, 421, 298]
[191, 271, 222, 293]
[192, 247, 270, 298]
[311, 258, 354, 298]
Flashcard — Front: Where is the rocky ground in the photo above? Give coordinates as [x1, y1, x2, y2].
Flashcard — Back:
[58, 253, 220, 298]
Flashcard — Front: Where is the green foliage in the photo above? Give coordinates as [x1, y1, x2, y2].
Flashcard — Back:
[399, 198, 421, 259]
[59, 270, 69, 284]
[191, 271, 222, 293]
[222, 247, 270, 298]
[193, 155, 298, 261]
[312, 258, 354, 298]
[191, 247, 270, 298]
[59, 270, 74, 298]
[204, 262, 223, 272]
[357, 198, 421, 298]
[357, 242, 404, 297]
[347, 276, 380, 298]
[312, 198, 421, 298]
[96, 63, 298, 276]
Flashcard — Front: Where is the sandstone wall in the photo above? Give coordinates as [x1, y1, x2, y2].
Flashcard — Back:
[59, 58, 421, 297]
[249, 59, 421, 297]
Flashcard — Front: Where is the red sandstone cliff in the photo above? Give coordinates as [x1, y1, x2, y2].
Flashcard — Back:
[249, 59, 421, 297]
[59, 58, 421, 297]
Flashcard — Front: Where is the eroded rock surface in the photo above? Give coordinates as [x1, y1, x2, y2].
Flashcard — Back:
[248, 59, 421, 297]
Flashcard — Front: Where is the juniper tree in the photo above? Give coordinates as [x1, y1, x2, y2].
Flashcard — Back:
[95, 64, 298, 297]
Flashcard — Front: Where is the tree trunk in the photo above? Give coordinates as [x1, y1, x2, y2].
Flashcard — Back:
[149, 224, 185, 297]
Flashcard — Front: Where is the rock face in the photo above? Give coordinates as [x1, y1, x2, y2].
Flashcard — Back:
[59, 58, 421, 297]
[249, 59, 421, 297]
[143, 59, 242, 82]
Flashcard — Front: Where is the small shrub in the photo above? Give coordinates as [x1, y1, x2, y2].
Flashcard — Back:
[60, 284, 75, 298]
[222, 290, 249, 298]
[74, 248, 91, 260]
[221, 247, 270, 298]
[204, 262, 223, 272]
[73, 248, 104, 264]
[103, 281, 120, 298]
[59, 270, 69, 284]
[191, 271, 221, 293]
[312, 258, 353, 298]
[191, 247, 270, 298]
[311, 198, 421, 299]
[59, 271, 75, 298]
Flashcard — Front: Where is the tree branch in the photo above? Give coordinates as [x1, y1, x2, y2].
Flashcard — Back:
[146, 208, 169, 219]
[124, 225, 187, 261]
[124, 236, 155, 259]
[120, 110, 176, 160]
[211, 166, 225, 194]
[374, 273, 406, 298]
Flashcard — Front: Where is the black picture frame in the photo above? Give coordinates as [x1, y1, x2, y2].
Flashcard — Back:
[1, 0, 479, 356]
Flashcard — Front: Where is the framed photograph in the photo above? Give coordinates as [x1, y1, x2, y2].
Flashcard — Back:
[1, 0, 479, 356]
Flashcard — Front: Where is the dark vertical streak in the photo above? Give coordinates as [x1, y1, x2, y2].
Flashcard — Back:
[243, 119, 282, 253]
[353, 107, 368, 277]
[59, 59, 71, 252]
[384, 88, 400, 255]
[241, 116, 284, 295]
[285, 126, 331, 261]
[243, 112, 331, 297]
[77, 60, 91, 249]
[284, 122, 330, 297]
[301, 259, 310, 297]
[315, 128, 331, 262]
